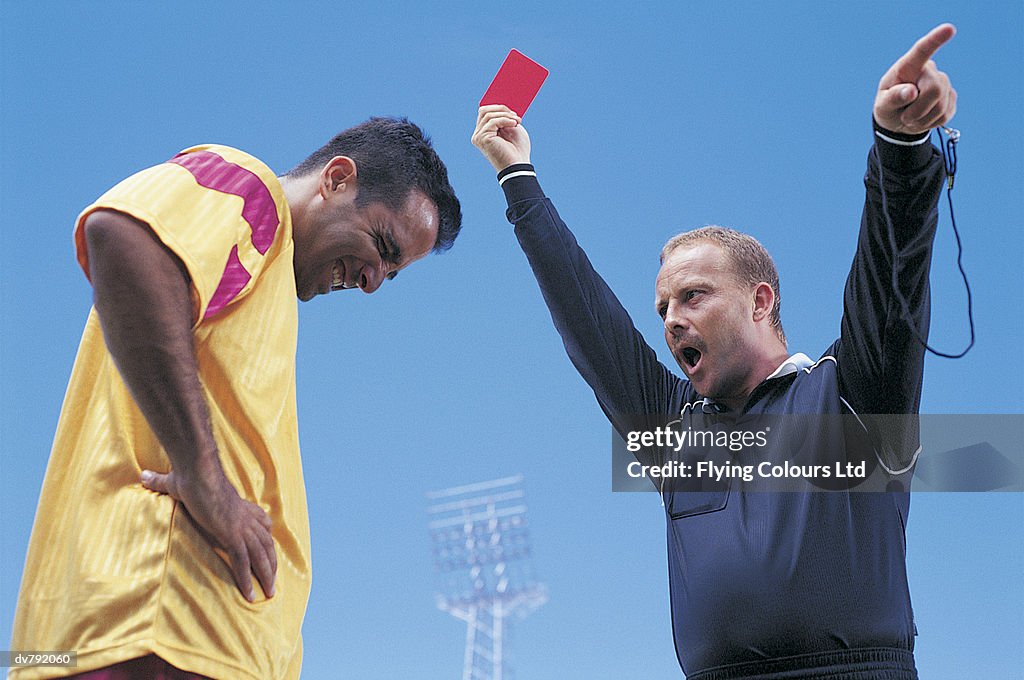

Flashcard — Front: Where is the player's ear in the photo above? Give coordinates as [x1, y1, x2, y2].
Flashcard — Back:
[319, 156, 357, 197]
[751, 282, 775, 323]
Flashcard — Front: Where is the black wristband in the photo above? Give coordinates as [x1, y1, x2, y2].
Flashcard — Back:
[497, 163, 536, 185]
[872, 118, 930, 144]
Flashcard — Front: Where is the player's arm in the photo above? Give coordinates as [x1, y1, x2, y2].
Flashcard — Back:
[472, 106, 684, 438]
[837, 25, 956, 469]
[83, 208, 276, 602]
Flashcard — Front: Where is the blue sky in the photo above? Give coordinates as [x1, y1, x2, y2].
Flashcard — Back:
[1, 2, 1021, 678]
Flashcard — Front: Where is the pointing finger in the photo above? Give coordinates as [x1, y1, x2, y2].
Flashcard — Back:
[892, 24, 956, 81]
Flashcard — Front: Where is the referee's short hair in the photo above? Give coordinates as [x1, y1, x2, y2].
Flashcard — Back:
[661, 226, 785, 345]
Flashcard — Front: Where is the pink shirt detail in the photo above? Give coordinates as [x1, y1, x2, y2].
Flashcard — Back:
[168, 150, 279, 254]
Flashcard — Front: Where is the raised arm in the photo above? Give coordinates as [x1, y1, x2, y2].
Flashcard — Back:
[838, 25, 956, 468]
[83, 209, 276, 602]
[472, 107, 685, 436]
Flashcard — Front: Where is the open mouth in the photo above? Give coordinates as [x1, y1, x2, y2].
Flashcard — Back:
[681, 347, 702, 369]
[330, 261, 357, 291]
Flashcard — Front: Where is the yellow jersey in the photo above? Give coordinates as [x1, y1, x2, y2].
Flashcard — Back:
[11, 145, 310, 680]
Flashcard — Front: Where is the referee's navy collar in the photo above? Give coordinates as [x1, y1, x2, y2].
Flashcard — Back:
[698, 352, 815, 413]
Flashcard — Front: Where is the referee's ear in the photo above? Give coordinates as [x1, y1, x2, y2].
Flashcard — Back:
[751, 282, 775, 324]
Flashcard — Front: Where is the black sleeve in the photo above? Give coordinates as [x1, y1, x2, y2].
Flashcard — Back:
[500, 169, 687, 445]
[837, 127, 946, 470]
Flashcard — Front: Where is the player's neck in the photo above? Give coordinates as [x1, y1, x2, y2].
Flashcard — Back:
[278, 173, 319, 248]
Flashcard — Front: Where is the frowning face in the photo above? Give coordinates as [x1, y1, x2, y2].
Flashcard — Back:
[293, 189, 439, 301]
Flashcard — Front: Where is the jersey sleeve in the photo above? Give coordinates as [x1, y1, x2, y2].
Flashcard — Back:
[837, 132, 946, 471]
[73, 145, 289, 323]
[501, 170, 688, 444]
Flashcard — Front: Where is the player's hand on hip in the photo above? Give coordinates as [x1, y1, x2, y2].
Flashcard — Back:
[142, 463, 276, 603]
[874, 23, 958, 135]
[472, 105, 532, 172]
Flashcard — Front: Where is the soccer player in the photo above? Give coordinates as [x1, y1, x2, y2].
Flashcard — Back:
[11, 118, 461, 679]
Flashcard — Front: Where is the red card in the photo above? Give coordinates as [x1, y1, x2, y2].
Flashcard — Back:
[479, 49, 549, 117]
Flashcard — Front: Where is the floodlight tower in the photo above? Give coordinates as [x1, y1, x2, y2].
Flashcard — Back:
[427, 475, 547, 680]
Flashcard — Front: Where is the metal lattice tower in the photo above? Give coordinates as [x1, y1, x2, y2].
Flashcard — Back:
[427, 475, 547, 680]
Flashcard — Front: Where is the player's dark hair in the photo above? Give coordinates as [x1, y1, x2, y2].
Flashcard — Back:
[288, 117, 462, 252]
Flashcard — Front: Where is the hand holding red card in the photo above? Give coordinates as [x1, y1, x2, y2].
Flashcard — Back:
[479, 49, 549, 117]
